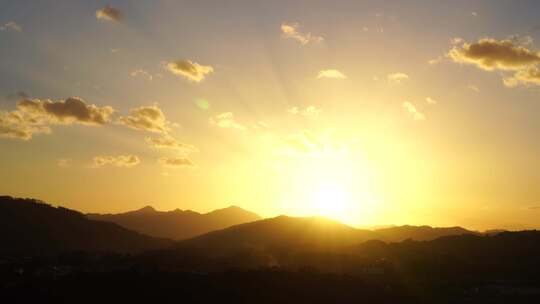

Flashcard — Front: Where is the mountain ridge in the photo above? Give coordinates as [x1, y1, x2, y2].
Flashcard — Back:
[87, 204, 262, 240]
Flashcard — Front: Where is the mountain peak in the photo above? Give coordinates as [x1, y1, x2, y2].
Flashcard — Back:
[137, 205, 156, 213]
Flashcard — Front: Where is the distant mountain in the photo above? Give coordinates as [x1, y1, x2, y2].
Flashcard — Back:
[372, 225, 479, 242]
[87, 204, 262, 240]
[0, 196, 173, 255]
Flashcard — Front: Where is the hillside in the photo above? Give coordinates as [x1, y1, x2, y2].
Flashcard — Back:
[0, 196, 173, 255]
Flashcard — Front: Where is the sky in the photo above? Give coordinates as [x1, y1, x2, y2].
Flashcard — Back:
[1, 0, 540, 230]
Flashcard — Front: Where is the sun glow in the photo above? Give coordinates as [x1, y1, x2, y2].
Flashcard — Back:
[313, 183, 350, 219]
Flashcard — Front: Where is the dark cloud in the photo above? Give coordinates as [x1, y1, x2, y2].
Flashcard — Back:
[0, 97, 114, 140]
[448, 38, 540, 71]
[18, 97, 114, 125]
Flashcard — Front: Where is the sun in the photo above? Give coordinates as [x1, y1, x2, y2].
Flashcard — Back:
[312, 183, 351, 220]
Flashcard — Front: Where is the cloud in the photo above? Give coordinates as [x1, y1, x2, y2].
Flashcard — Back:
[130, 69, 155, 81]
[428, 56, 443, 65]
[448, 38, 540, 71]
[468, 84, 480, 92]
[426, 97, 438, 105]
[209, 112, 245, 130]
[0, 21, 22, 32]
[288, 105, 322, 117]
[503, 67, 540, 87]
[158, 157, 195, 168]
[145, 134, 198, 152]
[403, 102, 425, 121]
[0, 111, 50, 140]
[166, 60, 214, 82]
[0, 97, 114, 140]
[93, 155, 140, 168]
[387, 73, 409, 84]
[118, 105, 171, 133]
[18, 97, 115, 125]
[281, 22, 324, 45]
[96, 5, 122, 22]
[317, 69, 346, 79]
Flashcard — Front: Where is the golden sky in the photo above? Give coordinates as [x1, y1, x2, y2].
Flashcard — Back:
[1, 0, 540, 230]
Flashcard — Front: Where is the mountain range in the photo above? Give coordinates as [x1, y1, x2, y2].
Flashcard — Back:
[87, 204, 261, 240]
[1, 195, 489, 257]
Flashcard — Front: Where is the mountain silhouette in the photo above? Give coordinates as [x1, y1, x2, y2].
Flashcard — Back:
[87, 204, 261, 240]
[174, 216, 479, 257]
[0, 196, 173, 255]
[175, 215, 369, 256]
[372, 225, 479, 242]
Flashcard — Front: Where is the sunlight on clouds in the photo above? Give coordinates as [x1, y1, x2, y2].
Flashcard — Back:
[0, 97, 114, 140]
[403, 102, 425, 121]
[281, 22, 324, 45]
[166, 60, 214, 82]
[448, 38, 540, 71]
[145, 134, 198, 152]
[130, 69, 155, 81]
[288, 106, 321, 117]
[118, 105, 171, 133]
[387, 73, 409, 84]
[426, 97, 438, 105]
[317, 69, 346, 79]
[209, 112, 246, 130]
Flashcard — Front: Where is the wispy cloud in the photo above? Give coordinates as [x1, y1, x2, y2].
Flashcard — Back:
[209, 112, 245, 130]
[288, 105, 322, 117]
[145, 134, 198, 152]
[130, 69, 157, 81]
[57, 158, 71, 168]
[403, 101, 425, 121]
[158, 157, 195, 168]
[166, 60, 214, 82]
[93, 155, 140, 168]
[281, 22, 324, 45]
[426, 97, 438, 105]
[387, 73, 409, 84]
[317, 69, 347, 79]
[468, 84, 480, 92]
